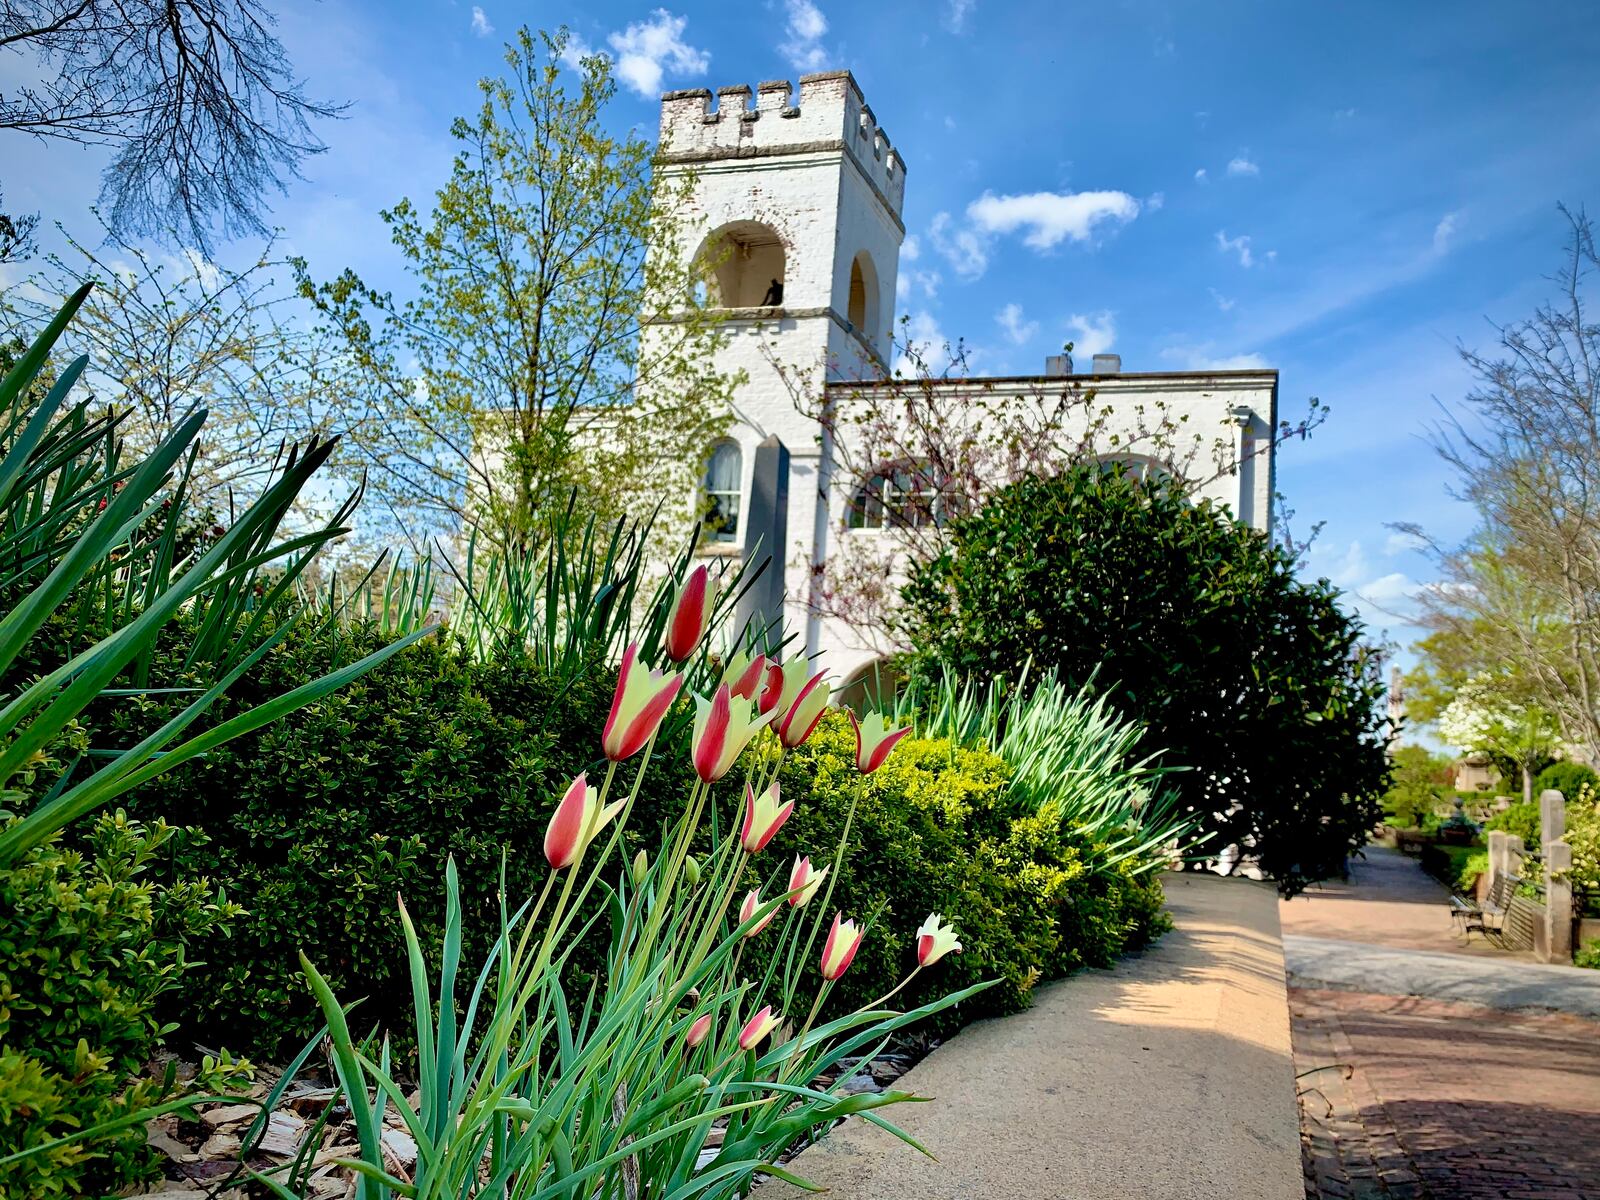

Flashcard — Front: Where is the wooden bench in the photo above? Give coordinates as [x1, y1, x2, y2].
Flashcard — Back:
[1450, 873, 1519, 941]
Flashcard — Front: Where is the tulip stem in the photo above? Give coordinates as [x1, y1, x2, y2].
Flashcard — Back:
[860, 966, 921, 1014]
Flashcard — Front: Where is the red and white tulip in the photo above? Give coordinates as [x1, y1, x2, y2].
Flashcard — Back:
[684, 1013, 713, 1049]
[738, 1005, 783, 1051]
[847, 709, 912, 775]
[820, 913, 864, 981]
[602, 642, 683, 762]
[739, 888, 779, 938]
[543, 773, 623, 870]
[740, 780, 793, 854]
[691, 683, 776, 783]
[664, 565, 717, 662]
[776, 672, 832, 749]
[786, 854, 827, 908]
[916, 913, 963, 967]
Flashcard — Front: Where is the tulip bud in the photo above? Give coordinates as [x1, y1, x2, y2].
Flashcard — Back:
[786, 855, 827, 908]
[738, 1005, 783, 1051]
[820, 912, 864, 981]
[631, 849, 649, 885]
[664, 565, 717, 662]
[847, 709, 912, 775]
[602, 643, 684, 762]
[739, 888, 779, 938]
[740, 780, 794, 854]
[684, 1013, 713, 1049]
[916, 913, 963, 967]
[684, 856, 701, 886]
[773, 656, 812, 720]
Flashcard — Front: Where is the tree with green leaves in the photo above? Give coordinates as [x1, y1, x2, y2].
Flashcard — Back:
[899, 464, 1391, 895]
[296, 27, 739, 552]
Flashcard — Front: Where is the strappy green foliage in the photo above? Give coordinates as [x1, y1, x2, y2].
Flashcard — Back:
[0, 287, 437, 867]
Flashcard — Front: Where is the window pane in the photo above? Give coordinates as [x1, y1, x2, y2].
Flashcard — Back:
[706, 442, 740, 492]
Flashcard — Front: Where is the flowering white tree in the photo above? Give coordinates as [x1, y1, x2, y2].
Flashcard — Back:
[1437, 675, 1562, 804]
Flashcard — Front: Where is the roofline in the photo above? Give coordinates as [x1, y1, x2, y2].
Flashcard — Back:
[828, 368, 1280, 389]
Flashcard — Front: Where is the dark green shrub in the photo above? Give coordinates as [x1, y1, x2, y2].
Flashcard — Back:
[1484, 800, 1541, 848]
[899, 465, 1391, 896]
[1535, 761, 1599, 802]
[128, 623, 620, 1057]
[0, 813, 245, 1199]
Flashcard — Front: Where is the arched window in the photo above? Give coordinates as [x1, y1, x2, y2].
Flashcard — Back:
[703, 441, 742, 542]
[847, 251, 879, 335]
[847, 461, 948, 531]
[1095, 454, 1172, 486]
[693, 222, 786, 309]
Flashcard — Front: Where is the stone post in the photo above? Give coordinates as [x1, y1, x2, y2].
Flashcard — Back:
[1538, 789, 1573, 964]
[734, 436, 789, 644]
[1486, 830, 1518, 893]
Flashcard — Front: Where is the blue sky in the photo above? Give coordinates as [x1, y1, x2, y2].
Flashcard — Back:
[7, 0, 1600, 677]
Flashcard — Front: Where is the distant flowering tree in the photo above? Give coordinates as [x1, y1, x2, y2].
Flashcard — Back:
[1437, 675, 1562, 804]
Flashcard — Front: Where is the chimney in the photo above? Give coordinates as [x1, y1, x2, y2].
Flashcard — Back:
[1091, 353, 1122, 374]
[1044, 353, 1073, 377]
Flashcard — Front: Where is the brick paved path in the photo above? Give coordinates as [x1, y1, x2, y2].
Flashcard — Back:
[1292, 987, 1600, 1199]
[1284, 849, 1600, 1200]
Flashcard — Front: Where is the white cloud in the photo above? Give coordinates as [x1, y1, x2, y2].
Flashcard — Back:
[470, 6, 493, 37]
[1145, 191, 1165, 212]
[567, 10, 710, 97]
[899, 267, 941, 301]
[996, 302, 1038, 345]
[1160, 343, 1268, 371]
[967, 189, 1140, 250]
[1065, 311, 1116, 359]
[1216, 230, 1266, 268]
[1209, 287, 1235, 312]
[1334, 107, 1358, 120]
[1433, 211, 1461, 254]
[929, 211, 990, 280]
[1226, 154, 1260, 177]
[901, 234, 920, 261]
[780, 0, 829, 71]
[943, 0, 976, 33]
[1194, 167, 1208, 183]
[1385, 529, 1428, 556]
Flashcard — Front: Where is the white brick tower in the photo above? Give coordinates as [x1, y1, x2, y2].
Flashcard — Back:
[651, 71, 906, 660]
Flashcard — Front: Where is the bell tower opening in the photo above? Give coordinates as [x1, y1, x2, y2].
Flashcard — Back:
[846, 251, 879, 337]
[695, 221, 786, 309]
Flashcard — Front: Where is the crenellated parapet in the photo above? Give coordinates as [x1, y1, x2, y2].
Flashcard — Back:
[658, 71, 905, 215]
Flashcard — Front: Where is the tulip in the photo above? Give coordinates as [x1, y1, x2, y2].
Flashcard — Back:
[786, 855, 827, 907]
[739, 888, 779, 938]
[664, 565, 717, 661]
[721, 652, 768, 700]
[773, 656, 813, 720]
[847, 709, 912, 774]
[820, 913, 864, 981]
[738, 1005, 783, 1051]
[631, 849, 649, 885]
[543, 773, 623, 870]
[684, 856, 701, 886]
[684, 1013, 713, 1049]
[776, 673, 832, 749]
[602, 643, 684, 762]
[740, 780, 794, 854]
[916, 913, 963, 967]
[691, 684, 777, 783]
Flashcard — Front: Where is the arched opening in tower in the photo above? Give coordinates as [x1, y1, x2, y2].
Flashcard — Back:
[694, 222, 786, 309]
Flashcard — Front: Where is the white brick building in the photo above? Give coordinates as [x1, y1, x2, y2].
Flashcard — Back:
[645, 72, 1278, 685]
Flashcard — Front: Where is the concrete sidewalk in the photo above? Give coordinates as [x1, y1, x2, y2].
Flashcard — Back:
[765, 873, 1301, 1199]
[1285, 933, 1600, 1018]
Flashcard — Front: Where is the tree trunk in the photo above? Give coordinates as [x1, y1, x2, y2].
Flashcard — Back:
[1523, 764, 1534, 806]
